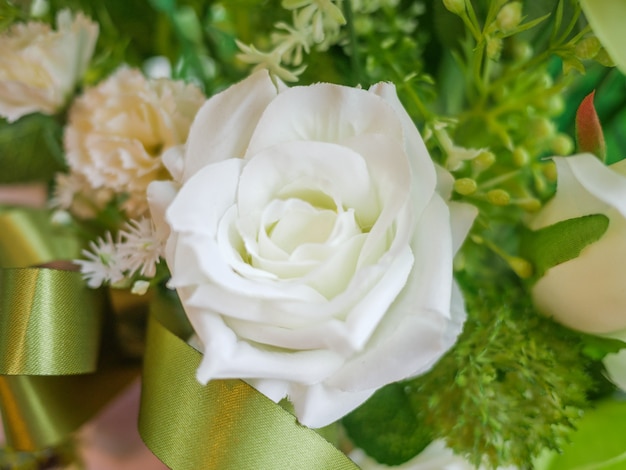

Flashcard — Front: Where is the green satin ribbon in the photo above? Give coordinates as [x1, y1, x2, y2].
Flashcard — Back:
[0, 207, 138, 451]
[139, 291, 360, 470]
[0, 268, 101, 375]
[0, 208, 79, 268]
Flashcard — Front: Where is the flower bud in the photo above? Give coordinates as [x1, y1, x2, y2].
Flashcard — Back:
[486, 36, 503, 60]
[575, 36, 602, 60]
[512, 41, 532, 61]
[487, 189, 510, 206]
[512, 147, 529, 167]
[531, 117, 556, 141]
[551, 134, 574, 156]
[576, 91, 606, 161]
[518, 198, 541, 212]
[541, 161, 557, 182]
[496, 2, 522, 33]
[454, 178, 478, 195]
[472, 150, 496, 171]
[443, 0, 466, 15]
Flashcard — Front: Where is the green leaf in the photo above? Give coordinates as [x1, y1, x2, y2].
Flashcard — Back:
[520, 214, 610, 281]
[0, 114, 65, 184]
[579, 334, 626, 361]
[342, 382, 432, 466]
[538, 398, 626, 470]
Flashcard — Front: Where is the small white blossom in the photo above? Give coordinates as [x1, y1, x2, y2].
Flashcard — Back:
[283, 0, 346, 43]
[117, 218, 163, 278]
[236, 41, 305, 82]
[271, 13, 313, 66]
[75, 232, 124, 288]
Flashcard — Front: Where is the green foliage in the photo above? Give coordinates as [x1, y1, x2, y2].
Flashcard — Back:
[520, 214, 610, 281]
[579, 334, 626, 362]
[0, 0, 24, 32]
[342, 382, 432, 465]
[0, 114, 65, 183]
[405, 275, 595, 468]
[538, 398, 626, 470]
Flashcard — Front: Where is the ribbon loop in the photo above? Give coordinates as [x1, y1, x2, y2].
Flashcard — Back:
[0, 268, 102, 376]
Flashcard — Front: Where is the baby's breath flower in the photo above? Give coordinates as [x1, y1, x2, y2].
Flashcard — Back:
[117, 218, 163, 278]
[75, 232, 124, 288]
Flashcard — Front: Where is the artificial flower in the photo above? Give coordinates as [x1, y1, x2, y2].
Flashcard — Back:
[0, 9, 98, 122]
[148, 69, 476, 428]
[64, 67, 205, 218]
[529, 153, 626, 334]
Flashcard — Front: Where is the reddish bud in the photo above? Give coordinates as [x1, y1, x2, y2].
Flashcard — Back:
[575, 91, 606, 161]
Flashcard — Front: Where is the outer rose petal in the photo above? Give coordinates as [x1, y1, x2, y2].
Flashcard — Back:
[368, 82, 437, 219]
[328, 194, 462, 391]
[531, 154, 626, 333]
[182, 70, 279, 181]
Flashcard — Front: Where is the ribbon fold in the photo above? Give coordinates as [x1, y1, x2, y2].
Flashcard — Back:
[139, 290, 360, 470]
[0, 207, 138, 451]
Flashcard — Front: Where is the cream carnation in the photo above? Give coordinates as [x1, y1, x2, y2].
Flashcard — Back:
[64, 67, 204, 217]
[0, 9, 98, 122]
[148, 70, 477, 428]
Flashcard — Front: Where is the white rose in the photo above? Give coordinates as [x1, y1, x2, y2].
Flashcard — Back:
[148, 70, 477, 428]
[529, 153, 626, 334]
[0, 9, 98, 122]
[64, 67, 205, 217]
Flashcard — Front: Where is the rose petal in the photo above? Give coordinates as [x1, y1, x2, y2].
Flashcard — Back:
[532, 210, 626, 333]
[529, 155, 614, 229]
[182, 70, 278, 181]
[246, 83, 404, 156]
[328, 194, 457, 390]
[369, 82, 437, 217]
[166, 158, 244, 237]
[237, 141, 379, 227]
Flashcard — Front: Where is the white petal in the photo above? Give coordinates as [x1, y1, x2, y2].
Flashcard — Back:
[166, 158, 244, 236]
[191, 307, 344, 385]
[532, 210, 626, 333]
[448, 201, 478, 254]
[147, 180, 178, 246]
[341, 134, 412, 267]
[369, 82, 437, 218]
[286, 382, 376, 429]
[237, 141, 379, 227]
[529, 154, 619, 230]
[246, 82, 404, 156]
[328, 194, 458, 390]
[182, 70, 278, 181]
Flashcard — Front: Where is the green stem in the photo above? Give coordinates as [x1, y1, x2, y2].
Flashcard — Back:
[342, 0, 363, 86]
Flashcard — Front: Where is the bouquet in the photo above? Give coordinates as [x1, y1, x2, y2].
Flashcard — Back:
[1, 0, 626, 468]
